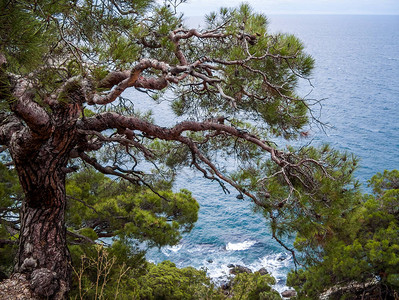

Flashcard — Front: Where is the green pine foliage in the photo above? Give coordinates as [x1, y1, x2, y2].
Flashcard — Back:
[0, 0, 54, 72]
[137, 261, 215, 299]
[171, 3, 314, 139]
[66, 168, 199, 248]
[287, 170, 399, 299]
[228, 272, 281, 300]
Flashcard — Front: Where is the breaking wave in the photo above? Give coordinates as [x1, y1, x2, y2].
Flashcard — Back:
[226, 240, 256, 251]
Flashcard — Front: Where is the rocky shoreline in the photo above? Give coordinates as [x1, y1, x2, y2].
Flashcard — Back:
[224, 264, 297, 299]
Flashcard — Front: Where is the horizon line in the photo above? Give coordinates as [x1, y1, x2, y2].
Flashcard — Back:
[184, 13, 399, 17]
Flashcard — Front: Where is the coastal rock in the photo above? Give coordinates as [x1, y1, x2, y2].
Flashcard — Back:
[257, 267, 269, 275]
[227, 264, 235, 268]
[229, 265, 252, 275]
[221, 281, 231, 290]
[281, 289, 297, 298]
[277, 254, 288, 261]
[319, 278, 379, 300]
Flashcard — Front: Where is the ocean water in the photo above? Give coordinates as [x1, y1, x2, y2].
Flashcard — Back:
[269, 15, 399, 186]
[126, 15, 399, 292]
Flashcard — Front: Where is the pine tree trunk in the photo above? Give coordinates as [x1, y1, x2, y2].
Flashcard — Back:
[0, 59, 85, 298]
[13, 152, 72, 299]
[9, 104, 82, 299]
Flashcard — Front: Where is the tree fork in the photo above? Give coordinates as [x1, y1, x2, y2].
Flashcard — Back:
[6, 97, 83, 298]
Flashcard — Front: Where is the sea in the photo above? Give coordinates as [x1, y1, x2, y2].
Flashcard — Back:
[125, 15, 399, 292]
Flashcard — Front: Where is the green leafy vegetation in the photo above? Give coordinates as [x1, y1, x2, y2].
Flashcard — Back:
[68, 244, 284, 300]
[66, 168, 199, 248]
[287, 170, 399, 299]
[227, 272, 281, 300]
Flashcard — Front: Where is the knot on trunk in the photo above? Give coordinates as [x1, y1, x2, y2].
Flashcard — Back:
[20, 257, 37, 273]
[30, 268, 59, 297]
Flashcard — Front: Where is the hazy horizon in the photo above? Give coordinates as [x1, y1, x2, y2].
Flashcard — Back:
[175, 0, 399, 16]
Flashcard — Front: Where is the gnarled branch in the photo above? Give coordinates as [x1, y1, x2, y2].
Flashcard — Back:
[78, 112, 329, 209]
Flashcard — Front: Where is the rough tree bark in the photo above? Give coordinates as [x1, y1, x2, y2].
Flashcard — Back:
[0, 59, 84, 297]
[12, 138, 75, 299]
[0, 143, 77, 299]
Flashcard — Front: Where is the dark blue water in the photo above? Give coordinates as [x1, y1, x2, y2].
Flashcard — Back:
[127, 15, 399, 292]
[269, 15, 399, 186]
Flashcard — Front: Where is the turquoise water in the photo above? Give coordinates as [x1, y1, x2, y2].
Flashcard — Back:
[127, 15, 399, 291]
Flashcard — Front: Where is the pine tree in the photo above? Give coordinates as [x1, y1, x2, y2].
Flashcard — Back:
[0, 1, 351, 298]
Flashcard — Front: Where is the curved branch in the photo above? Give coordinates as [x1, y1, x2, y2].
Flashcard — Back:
[76, 129, 153, 158]
[11, 80, 51, 134]
[67, 231, 95, 245]
[1, 53, 51, 137]
[90, 57, 215, 106]
[79, 112, 280, 161]
[78, 112, 330, 208]
[87, 59, 171, 105]
[97, 71, 131, 89]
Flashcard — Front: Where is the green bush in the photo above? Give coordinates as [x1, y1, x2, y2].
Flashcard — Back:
[287, 170, 399, 299]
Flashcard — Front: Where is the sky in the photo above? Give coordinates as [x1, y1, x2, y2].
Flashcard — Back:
[175, 0, 399, 16]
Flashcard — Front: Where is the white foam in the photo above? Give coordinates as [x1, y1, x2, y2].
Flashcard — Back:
[198, 251, 293, 295]
[258, 252, 292, 270]
[205, 262, 230, 279]
[168, 244, 183, 252]
[161, 244, 183, 256]
[226, 240, 256, 251]
[201, 256, 245, 279]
